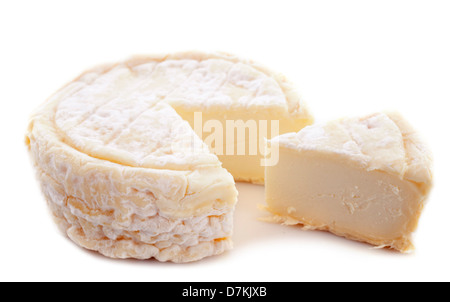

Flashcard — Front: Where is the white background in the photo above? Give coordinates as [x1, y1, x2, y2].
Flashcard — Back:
[1, 0, 449, 282]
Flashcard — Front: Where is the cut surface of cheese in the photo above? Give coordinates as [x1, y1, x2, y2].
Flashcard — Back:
[264, 112, 433, 252]
[26, 51, 312, 262]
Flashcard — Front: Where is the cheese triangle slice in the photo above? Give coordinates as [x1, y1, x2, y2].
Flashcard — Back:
[265, 112, 433, 252]
[26, 51, 312, 262]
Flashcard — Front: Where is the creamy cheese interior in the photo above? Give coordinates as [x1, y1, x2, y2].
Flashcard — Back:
[266, 150, 424, 250]
[265, 112, 432, 252]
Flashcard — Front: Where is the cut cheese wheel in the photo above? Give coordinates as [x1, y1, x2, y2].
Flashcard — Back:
[264, 112, 433, 252]
[26, 51, 313, 262]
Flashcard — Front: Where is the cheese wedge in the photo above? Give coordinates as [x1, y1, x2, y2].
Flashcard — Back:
[264, 112, 433, 252]
[26, 51, 312, 262]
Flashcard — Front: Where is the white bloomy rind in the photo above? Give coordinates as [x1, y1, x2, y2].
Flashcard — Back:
[25, 51, 308, 263]
[271, 112, 432, 183]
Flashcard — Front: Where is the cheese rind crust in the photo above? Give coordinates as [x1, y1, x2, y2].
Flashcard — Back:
[265, 112, 432, 252]
[41, 168, 233, 262]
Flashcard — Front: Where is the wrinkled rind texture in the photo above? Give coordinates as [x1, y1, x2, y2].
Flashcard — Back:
[27, 116, 235, 262]
[42, 170, 233, 263]
[27, 51, 296, 262]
